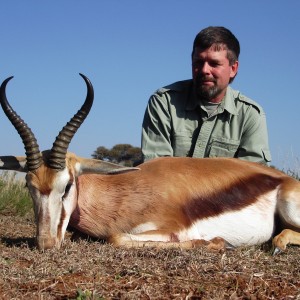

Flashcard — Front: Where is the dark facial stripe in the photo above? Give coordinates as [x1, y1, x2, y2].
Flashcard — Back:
[57, 206, 67, 243]
[182, 173, 282, 225]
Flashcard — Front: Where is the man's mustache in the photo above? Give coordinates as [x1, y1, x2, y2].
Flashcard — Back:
[197, 76, 216, 84]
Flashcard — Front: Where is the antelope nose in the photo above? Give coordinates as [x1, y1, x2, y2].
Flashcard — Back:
[36, 236, 58, 250]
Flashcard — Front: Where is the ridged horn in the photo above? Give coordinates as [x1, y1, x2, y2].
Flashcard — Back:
[0, 76, 42, 171]
[48, 73, 94, 170]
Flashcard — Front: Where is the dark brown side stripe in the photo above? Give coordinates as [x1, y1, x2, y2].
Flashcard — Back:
[182, 173, 282, 225]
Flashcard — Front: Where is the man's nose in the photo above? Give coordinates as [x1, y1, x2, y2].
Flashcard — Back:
[201, 62, 211, 74]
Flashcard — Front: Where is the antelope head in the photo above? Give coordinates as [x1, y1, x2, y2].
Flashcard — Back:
[0, 74, 137, 250]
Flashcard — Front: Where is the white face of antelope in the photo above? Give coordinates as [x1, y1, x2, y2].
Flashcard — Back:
[0, 74, 94, 250]
[26, 165, 77, 250]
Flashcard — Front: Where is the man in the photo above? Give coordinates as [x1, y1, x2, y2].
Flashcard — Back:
[141, 26, 271, 164]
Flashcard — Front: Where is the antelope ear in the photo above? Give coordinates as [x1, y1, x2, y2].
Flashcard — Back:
[0, 156, 27, 172]
[77, 158, 140, 175]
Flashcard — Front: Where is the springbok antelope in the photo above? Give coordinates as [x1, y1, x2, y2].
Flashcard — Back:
[0, 74, 300, 254]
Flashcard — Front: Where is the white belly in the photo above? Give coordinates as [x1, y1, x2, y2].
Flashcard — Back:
[178, 190, 278, 246]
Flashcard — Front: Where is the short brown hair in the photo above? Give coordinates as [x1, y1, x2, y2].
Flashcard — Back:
[192, 26, 240, 66]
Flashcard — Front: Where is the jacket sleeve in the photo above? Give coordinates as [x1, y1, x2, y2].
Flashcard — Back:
[141, 93, 173, 161]
[237, 107, 272, 164]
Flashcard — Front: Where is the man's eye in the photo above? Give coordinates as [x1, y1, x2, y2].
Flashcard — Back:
[192, 62, 203, 68]
[210, 61, 221, 67]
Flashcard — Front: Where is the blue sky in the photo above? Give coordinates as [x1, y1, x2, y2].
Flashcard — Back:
[1, 1, 299, 171]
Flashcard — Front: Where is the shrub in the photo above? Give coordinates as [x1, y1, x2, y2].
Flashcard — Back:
[0, 171, 33, 216]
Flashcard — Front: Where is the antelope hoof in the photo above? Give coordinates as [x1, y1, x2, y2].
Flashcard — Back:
[272, 233, 287, 254]
[272, 247, 282, 256]
[225, 241, 235, 250]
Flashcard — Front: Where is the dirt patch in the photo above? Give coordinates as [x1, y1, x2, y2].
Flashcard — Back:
[1, 214, 300, 299]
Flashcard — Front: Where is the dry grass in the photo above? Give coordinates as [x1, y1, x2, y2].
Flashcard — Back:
[1, 215, 300, 299]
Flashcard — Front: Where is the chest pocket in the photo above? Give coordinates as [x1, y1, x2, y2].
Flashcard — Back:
[208, 138, 240, 158]
[172, 131, 194, 157]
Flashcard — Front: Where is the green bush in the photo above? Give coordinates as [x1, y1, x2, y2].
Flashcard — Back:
[0, 171, 33, 216]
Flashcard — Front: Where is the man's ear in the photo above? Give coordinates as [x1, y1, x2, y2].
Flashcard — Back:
[230, 60, 239, 79]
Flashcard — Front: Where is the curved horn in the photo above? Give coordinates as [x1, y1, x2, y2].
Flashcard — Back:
[48, 73, 94, 170]
[0, 76, 42, 171]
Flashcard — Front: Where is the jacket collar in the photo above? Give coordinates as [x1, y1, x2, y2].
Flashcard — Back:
[186, 85, 239, 116]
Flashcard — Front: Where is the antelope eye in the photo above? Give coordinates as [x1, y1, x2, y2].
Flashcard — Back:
[63, 182, 73, 199]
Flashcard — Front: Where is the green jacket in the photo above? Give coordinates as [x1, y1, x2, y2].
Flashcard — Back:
[142, 80, 271, 164]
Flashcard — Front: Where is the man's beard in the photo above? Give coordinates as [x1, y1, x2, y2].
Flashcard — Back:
[194, 77, 222, 101]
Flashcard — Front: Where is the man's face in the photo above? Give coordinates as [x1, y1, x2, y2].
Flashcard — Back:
[192, 46, 238, 103]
